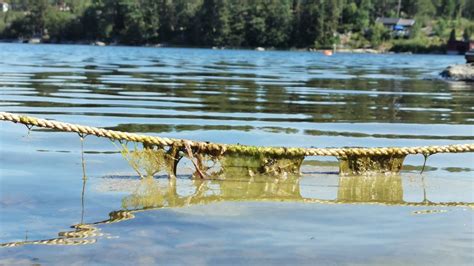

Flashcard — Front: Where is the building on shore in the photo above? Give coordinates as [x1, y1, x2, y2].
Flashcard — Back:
[447, 39, 474, 55]
[0, 1, 9, 12]
[375, 17, 416, 38]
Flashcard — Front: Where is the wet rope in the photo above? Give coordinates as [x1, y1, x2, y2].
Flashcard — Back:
[1, 111, 473, 157]
[0, 224, 100, 247]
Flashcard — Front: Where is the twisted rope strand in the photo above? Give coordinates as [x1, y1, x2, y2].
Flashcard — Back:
[1, 112, 473, 157]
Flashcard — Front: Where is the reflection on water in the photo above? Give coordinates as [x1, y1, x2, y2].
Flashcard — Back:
[2, 165, 471, 247]
[118, 173, 473, 210]
[0, 44, 473, 263]
[1, 44, 473, 141]
[338, 175, 402, 203]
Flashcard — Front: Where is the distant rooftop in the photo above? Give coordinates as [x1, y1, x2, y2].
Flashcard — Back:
[376, 17, 415, 27]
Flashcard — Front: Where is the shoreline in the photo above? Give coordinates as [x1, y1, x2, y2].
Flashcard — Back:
[0, 40, 452, 55]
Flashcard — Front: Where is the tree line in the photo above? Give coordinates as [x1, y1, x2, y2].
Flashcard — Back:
[1, 0, 473, 48]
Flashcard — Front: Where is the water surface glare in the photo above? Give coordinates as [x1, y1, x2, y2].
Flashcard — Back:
[0, 43, 473, 265]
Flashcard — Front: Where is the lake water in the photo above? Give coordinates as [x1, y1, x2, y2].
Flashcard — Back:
[0, 43, 473, 265]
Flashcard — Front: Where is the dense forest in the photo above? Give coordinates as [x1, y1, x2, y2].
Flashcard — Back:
[0, 0, 473, 51]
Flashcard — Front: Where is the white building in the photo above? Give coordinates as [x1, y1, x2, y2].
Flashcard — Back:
[0, 2, 9, 12]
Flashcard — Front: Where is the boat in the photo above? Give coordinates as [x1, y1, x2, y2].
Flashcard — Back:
[323, 50, 333, 56]
[466, 49, 474, 63]
[28, 37, 41, 44]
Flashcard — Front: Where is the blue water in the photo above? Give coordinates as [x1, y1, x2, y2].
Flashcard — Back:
[0, 43, 473, 265]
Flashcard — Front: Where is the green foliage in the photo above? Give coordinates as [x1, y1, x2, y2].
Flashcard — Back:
[442, 0, 456, 19]
[261, 0, 292, 47]
[244, 2, 266, 46]
[390, 37, 445, 53]
[2, 16, 32, 38]
[463, 28, 471, 41]
[342, 2, 358, 31]
[0, 0, 472, 51]
[294, 0, 317, 46]
[416, 0, 436, 17]
[449, 28, 456, 41]
[242, 0, 293, 47]
[433, 19, 448, 38]
[28, 0, 51, 35]
[466, 0, 474, 19]
[119, 143, 170, 178]
[367, 22, 390, 47]
[226, 0, 247, 46]
[409, 18, 422, 38]
[158, 0, 202, 44]
[356, 0, 372, 31]
[219, 153, 303, 178]
[197, 0, 230, 46]
[44, 10, 75, 41]
[0, 11, 24, 35]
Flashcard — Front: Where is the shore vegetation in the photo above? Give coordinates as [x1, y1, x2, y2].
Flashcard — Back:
[0, 0, 473, 53]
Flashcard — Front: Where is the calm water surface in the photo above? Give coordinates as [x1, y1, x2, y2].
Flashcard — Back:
[0, 43, 473, 265]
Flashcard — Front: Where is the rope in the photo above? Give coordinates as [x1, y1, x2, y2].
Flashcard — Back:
[1, 111, 473, 157]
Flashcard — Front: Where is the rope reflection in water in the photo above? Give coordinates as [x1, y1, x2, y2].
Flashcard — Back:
[1, 135, 473, 248]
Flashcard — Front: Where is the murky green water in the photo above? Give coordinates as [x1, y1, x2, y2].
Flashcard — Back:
[0, 43, 473, 265]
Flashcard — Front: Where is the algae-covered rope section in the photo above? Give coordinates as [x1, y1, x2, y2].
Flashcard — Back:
[2, 111, 474, 176]
[1, 112, 473, 157]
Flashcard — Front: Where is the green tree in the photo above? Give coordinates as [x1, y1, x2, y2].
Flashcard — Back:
[227, 0, 248, 47]
[66, 0, 93, 15]
[368, 21, 390, 47]
[27, 0, 51, 35]
[465, 0, 474, 19]
[356, 0, 372, 32]
[158, 0, 175, 42]
[1, 0, 473, 50]
[118, 0, 147, 44]
[409, 18, 421, 38]
[456, 0, 466, 19]
[414, 0, 436, 17]
[449, 28, 456, 41]
[172, 0, 202, 44]
[9, 0, 29, 10]
[2, 16, 32, 38]
[342, 1, 358, 30]
[443, 0, 456, 19]
[140, 0, 160, 43]
[290, 0, 302, 46]
[463, 28, 470, 41]
[372, 0, 399, 17]
[297, 0, 323, 47]
[262, 0, 292, 47]
[245, 1, 266, 46]
[433, 18, 447, 37]
[45, 9, 75, 41]
[318, 0, 342, 47]
[196, 0, 230, 46]
[82, 0, 115, 41]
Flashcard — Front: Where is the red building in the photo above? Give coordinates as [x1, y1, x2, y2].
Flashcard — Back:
[447, 40, 474, 55]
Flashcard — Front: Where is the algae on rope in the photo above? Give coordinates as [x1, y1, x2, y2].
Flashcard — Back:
[117, 143, 411, 178]
[2, 112, 473, 176]
[119, 143, 174, 178]
[338, 154, 407, 176]
[218, 152, 304, 178]
[118, 142, 306, 179]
